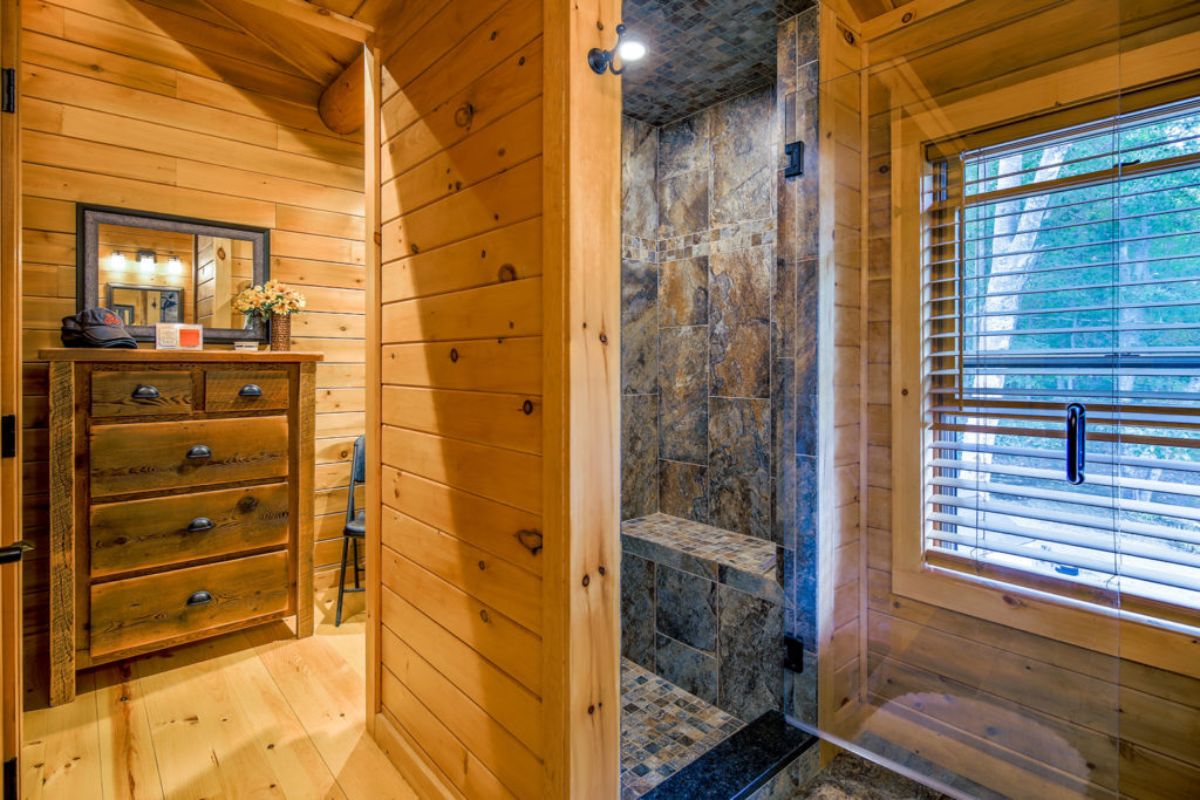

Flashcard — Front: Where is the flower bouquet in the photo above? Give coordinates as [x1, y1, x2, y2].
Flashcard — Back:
[234, 280, 307, 351]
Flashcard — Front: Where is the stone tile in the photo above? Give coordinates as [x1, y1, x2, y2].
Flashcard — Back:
[772, 257, 796, 359]
[658, 111, 709, 178]
[658, 169, 709, 240]
[710, 472, 772, 539]
[655, 634, 719, 705]
[659, 326, 708, 463]
[793, 529, 817, 646]
[772, 360, 796, 544]
[710, 246, 772, 398]
[660, 256, 708, 327]
[747, 746, 820, 800]
[717, 584, 784, 722]
[622, 394, 659, 520]
[622, 116, 659, 240]
[711, 87, 775, 226]
[796, 455, 818, 539]
[622, 258, 658, 395]
[795, 6, 820, 66]
[709, 397, 771, 476]
[659, 460, 708, 524]
[621, 552, 656, 670]
[796, 392, 818, 457]
[796, 258, 819, 394]
[795, 753, 953, 800]
[623, 514, 776, 588]
[655, 564, 717, 652]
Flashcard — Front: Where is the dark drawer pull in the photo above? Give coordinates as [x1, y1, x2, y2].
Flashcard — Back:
[239, 384, 263, 398]
[186, 444, 212, 460]
[187, 517, 215, 533]
[186, 590, 213, 606]
[131, 384, 160, 400]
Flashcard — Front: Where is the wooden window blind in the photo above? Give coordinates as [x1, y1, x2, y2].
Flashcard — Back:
[922, 97, 1200, 625]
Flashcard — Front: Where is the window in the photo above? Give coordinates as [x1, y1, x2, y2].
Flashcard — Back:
[921, 98, 1200, 625]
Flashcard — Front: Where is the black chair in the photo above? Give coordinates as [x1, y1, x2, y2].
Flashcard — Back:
[336, 435, 366, 626]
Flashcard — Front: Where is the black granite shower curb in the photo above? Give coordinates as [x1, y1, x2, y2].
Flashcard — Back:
[641, 710, 817, 800]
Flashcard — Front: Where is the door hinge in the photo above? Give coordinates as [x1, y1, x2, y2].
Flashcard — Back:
[3, 756, 15, 800]
[0, 415, 15, 458]
[1, 68, 14, 114]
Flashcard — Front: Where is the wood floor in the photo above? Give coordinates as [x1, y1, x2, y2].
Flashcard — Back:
[22, 588, 416, 800]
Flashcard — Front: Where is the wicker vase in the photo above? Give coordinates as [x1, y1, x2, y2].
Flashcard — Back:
[269, 314, 292, 351]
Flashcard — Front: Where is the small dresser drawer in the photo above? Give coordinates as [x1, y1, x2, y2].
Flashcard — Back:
[90, 482, 290, 577]
[89, 550, 290, 659]
[90, 416, 289, 497]
[205, 369, 289, 413]
[91, 370, 193, 418]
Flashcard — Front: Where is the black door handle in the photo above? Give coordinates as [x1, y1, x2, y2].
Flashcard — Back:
[187, 517, 215, 533]
[238, 384, 262, 397]
[186, 590, 213, 606]
[0, 540, 33, 564]
[131, 384, 160, 400]
[1066, 403, 1086, 485]
[187, 444, 212, 459]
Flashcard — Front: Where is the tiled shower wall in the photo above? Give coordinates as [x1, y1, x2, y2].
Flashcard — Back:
[621, 85, 781, 538]
[619, 6, 821, 725]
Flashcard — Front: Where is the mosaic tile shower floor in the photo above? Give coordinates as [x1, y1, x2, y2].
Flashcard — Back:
[621, 658, 746, 798]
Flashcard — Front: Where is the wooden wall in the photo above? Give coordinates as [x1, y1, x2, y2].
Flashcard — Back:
[368, 0, 621, 796]
[816, 2, 867, 736]
[849, 2, 1200, 797]
[18, 0, 365, 697]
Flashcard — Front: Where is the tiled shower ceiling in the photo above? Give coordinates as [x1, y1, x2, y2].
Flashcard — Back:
[620, 0, 814, 126]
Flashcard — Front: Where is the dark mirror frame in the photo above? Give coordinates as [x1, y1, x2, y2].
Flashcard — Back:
[77, 204, 271, 343]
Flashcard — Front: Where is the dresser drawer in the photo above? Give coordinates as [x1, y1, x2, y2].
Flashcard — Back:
[90, 482, 290, 577]
[91, 370, 193, 417]
[205, 369, 289, 413]
[89, 551, 290, 659]
[90, 417, 289, 497]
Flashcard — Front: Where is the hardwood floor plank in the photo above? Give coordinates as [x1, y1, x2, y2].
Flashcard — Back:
[93, 662, 164, 800]
[21, 671, 103, 799]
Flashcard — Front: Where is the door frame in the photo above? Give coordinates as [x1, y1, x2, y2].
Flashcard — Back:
[0, 0, 22, 793]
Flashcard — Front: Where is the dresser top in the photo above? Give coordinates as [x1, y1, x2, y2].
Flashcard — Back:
[39, 348, 324, 363]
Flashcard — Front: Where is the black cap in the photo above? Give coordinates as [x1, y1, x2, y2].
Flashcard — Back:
[61, 308, 138, 348]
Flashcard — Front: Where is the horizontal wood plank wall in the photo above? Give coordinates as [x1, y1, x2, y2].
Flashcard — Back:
[856, 2, 1200, 797]
[18, 0, 365, 696]
[817, 3, 866, 740]
[374, 1, 549, 797]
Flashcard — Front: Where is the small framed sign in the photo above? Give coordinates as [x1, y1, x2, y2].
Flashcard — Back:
[155, 323, 204, 350]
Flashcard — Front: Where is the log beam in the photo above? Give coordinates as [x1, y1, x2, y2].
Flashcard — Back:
[319, 50, 364, 134]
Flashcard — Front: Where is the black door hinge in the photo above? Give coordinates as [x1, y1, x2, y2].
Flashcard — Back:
[3, 756, 16, 800]
[784, 140, 804, 178]
[1, 68, 14, 114]
[0, 415, 15, 458]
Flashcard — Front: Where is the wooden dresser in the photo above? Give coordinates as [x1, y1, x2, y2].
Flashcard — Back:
[43, 349, 322, 705]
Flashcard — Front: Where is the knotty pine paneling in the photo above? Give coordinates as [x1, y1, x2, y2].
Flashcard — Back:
[18, 0, 365, 669]
[373, 1, 550, 797]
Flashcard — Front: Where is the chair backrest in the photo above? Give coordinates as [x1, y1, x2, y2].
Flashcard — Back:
[346, 434, 366, 523]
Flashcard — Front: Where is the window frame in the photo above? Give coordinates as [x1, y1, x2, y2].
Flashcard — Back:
[888, 35, 1200, 679]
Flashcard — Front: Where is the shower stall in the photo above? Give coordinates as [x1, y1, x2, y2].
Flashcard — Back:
[618, 1, 1200, 799]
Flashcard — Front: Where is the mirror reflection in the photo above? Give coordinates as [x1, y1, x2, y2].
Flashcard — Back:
[80, 206, 269, 342]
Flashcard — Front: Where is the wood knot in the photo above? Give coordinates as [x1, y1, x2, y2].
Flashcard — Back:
[843, 29, 855, 44]
[498, 264, 517, 282]
[516, 529, 543, 555]
[478, 560, 487, 571]
[582, 574, 590, 587]
[522, 399, 534, 415]
[901, 11, 913, 23]
[454, 103, 475, 128]
[597, 565, 606, 576]
[479, 609, 490, 623]
[599, 332, 608, 344]
[449, 348, 459, 363]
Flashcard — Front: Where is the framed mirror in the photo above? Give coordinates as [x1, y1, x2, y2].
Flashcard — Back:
[77, 205, 271, 343]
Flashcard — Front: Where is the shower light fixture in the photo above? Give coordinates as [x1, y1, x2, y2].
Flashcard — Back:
[166, 255, 184, 275]
[137, 250, 156, 275]
[588, 24, 645, 75]
[108, 251, 127, 271]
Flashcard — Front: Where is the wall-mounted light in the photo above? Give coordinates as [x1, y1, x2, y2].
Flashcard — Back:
[166, 255, 184, 276]
[587, 24, 646, 75]
[137, 250, 156, 275]
[108, 251, 127, 272]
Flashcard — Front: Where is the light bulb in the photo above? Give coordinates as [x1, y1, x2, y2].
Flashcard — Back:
[138, 254, 156, 274]
[109, 252, 127, 271]
[166, 256, 183, 275]
[617, 40, 646, 62]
